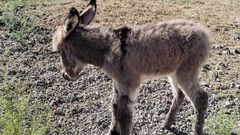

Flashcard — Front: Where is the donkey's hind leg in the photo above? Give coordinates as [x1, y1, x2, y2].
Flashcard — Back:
[163, 75, 185, 129]
[175, 69, 208, 135]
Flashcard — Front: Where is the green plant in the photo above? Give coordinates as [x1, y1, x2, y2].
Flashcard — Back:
[0, 0, 46, 42]
[0, 70, 52, 135]
[206, 108, 239, 135]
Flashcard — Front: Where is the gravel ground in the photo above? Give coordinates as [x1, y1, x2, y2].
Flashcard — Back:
[1, 0, 240, 135]
[0, 30, 239, 135]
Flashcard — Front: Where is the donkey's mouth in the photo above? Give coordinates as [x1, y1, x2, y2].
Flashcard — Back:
[62, 73, 73, 81]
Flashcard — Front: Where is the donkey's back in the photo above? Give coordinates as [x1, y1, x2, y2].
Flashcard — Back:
[123, 19, 210, 77]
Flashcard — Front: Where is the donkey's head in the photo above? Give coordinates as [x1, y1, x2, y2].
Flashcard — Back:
[52, 0, 96, 81]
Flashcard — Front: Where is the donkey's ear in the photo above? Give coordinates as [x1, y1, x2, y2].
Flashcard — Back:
[79, 0, 96, 25]
[64, 7, 80, 33]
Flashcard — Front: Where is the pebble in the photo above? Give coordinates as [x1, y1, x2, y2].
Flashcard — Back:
[234, 49, 240, 54]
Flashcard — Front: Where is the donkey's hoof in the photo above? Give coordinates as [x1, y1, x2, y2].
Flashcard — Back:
[108, 130, 120, 135]
[193, 131, 204, 135]
[162, 121, 172, 130]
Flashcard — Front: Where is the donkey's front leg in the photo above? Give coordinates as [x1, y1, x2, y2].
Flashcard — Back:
[109, 86, 120, 135]
[109, 82, 138, 135]
[117, 94, 133, 135]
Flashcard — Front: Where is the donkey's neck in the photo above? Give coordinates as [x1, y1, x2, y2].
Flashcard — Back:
[67, 26, 112, 67]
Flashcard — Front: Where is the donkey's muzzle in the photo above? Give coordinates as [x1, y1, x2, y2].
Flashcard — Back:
[62, 72, 80, 81]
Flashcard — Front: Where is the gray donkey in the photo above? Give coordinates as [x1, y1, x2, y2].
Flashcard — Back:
[52, 0, 210, 135]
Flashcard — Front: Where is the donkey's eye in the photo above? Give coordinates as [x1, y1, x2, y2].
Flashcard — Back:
[58, 50, 64, 55]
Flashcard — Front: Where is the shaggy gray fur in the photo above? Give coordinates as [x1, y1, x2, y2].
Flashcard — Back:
[52, 1, 210, 135]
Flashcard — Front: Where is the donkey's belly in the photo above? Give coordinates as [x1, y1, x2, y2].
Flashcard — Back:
[140, 74, 166, 81]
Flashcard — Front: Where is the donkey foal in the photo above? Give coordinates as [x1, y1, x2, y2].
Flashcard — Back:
[52, 0, 210, 135]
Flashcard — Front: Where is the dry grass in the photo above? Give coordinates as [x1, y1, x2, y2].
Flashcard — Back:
[30, 0, 240, 44]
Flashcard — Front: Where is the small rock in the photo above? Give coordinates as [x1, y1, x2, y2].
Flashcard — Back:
[221, 85, 229, 90]
[225, 100, 235, 108]
[54, 109, 65, 116]
[226, 48, 234, 55]
[203, 64, 211, 71]
[235, 84, 240, 89]
[231, 83, 235, 88]
[234, 49, 240, 54]
[230, 128, 238, 135]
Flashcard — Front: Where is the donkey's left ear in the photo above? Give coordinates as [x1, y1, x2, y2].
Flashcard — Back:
[64, 7, 80, 33]
[79, 0, 97, 25]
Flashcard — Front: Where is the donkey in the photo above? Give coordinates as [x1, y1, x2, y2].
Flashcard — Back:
[52, 0, 210, 135]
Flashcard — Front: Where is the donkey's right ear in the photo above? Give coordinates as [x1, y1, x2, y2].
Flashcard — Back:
[64, 7, 80, 34]
[79, 0, 96, 25]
